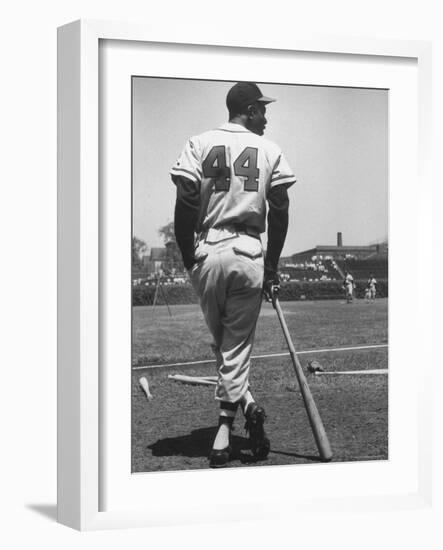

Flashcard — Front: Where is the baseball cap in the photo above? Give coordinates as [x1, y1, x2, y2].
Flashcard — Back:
[226, 82, 276, 113]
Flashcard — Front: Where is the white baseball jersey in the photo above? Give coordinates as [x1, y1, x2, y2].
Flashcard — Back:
[368, 277, 377, 290]
[170, 122, 296, 233]
[344, 274, 354, 289]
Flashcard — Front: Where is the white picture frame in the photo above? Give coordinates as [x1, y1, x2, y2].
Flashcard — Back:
[57, 19, 433, 531]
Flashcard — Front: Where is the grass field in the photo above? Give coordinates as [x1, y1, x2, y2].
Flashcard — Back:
[132, 298, 388, 472]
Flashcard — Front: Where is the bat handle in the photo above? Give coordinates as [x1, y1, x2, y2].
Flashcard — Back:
[270, 285, 280, 309]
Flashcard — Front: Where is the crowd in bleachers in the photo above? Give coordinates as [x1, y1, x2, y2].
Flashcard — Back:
[336, 257, 388, 280]
[133, 254, 387, 288]
[279, 255, 342, 282]
[279, 254, 388, 283]
[132, 266, 188, 287]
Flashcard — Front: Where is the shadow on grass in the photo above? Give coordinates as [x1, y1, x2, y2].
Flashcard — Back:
[148, 425, 267, 463]
[147, 427, 323, 464]
[270, 448, 324, 462]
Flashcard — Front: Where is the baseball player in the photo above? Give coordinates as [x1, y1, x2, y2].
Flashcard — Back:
[364, 285, 371, 302]
[171, 82, 296, 467]
[343, 271, 355, 303]
[366, 274, 377, 302]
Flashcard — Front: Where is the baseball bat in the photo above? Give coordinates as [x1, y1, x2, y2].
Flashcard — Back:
[272, 294, 333, 461]
[139, 376, 154, 401]
[168, 374, 217, 386]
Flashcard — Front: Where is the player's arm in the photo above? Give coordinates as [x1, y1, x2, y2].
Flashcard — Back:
[173, 175, 200, 270]
[263, 184, 290, 298]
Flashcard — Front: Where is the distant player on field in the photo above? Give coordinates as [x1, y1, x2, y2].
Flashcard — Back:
[343, 271, 355, 303]
[366, 274, 377, 303]
[171, 82, 296, 467]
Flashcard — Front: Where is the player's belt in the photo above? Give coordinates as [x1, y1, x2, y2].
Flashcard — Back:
[198, 224, 261, 243]
[232, 223, 261, 239]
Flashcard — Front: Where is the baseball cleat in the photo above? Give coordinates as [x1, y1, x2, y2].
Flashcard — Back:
[209, 446, 232, 468]
[244, 403, 270, 460]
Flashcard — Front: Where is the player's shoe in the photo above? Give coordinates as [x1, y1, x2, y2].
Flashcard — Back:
[209, 446, 232, 468]
[244, 403, 270, 460]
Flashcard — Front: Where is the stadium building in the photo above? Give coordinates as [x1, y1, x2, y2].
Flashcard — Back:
[279, 233, 388, 282]
[290, 233, 388, 263]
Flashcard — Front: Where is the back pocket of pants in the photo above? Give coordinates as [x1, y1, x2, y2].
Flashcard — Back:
[232, 246, 263, 260]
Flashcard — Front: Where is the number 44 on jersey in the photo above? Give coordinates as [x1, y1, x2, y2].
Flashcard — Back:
[202, 145, 259, 192]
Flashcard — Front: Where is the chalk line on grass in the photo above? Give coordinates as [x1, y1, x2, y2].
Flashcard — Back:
[132, 343, 388, 371]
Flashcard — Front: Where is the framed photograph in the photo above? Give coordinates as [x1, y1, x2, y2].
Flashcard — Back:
[131, 76, 388, 471]
[57, 20, 432, 530]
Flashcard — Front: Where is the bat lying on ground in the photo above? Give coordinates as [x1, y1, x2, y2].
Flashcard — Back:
[139, 376, 154, 400]
[271, 292, 333, 462]
[168, 374, 217, 386]
[315, 368, 388, 376]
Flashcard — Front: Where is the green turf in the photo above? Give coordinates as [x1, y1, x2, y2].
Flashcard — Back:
[132, 298, 388, 472]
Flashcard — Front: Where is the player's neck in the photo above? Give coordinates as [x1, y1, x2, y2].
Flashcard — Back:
[229, 116, 247, 128]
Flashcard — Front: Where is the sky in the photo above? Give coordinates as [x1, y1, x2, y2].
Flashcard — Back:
[133, 77, 388, 256]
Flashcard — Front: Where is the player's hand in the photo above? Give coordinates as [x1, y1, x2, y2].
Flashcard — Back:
[263, 268, 280, 304]
[184, 257, 196, 271]
[185, 252, 207, 273]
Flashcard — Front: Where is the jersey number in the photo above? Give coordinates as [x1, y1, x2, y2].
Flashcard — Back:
[202, 146, 259, 192]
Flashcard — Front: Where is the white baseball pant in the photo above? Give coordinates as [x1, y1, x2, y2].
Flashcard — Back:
[189, 229, 264, 403]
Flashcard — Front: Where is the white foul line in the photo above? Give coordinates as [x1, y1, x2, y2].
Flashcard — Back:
[132, 343, 388, 371]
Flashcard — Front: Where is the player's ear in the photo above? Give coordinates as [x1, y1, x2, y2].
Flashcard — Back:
[246, 104, 258, 118]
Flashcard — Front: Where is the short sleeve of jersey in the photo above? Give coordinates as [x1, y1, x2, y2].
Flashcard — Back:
[270, 153, 296, 189]
[170, 138, 202, 185]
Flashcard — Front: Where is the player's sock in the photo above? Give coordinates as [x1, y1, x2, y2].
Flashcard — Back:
[212, 421, 232, 450]
[240, 390, 255, 415]
[213, 402, 238, 450]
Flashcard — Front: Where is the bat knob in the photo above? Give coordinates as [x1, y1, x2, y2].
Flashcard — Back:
[270, 285, 280, 308]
